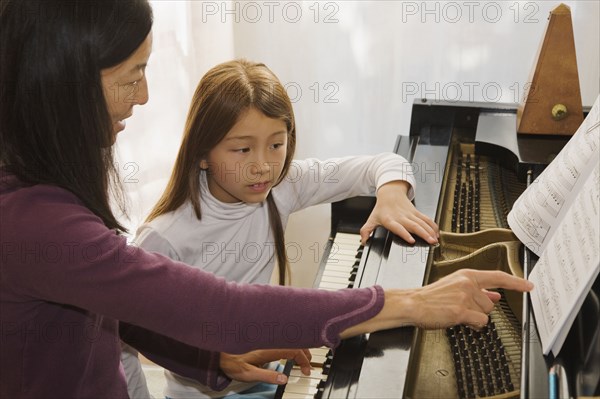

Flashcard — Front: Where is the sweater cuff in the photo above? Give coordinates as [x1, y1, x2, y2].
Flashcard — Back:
[322, 285, 385, 347]
[376, 172, 416, 200]
[208, 352, 232, 391]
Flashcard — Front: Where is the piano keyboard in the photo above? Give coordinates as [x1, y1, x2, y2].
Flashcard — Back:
[317, 233, 363, 291]
[275, 233, 363, 399]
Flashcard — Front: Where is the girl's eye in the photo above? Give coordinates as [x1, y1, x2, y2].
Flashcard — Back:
[234, 148, 250, 153]
[271, 143, 284, 150]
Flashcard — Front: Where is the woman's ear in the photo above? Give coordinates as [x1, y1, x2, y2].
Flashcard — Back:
[200, 159, 209, 170]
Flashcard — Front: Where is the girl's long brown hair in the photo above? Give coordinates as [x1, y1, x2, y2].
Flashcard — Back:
[146, 60, 296, 285]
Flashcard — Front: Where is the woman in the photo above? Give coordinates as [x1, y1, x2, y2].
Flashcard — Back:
[0, 1, 533, 398]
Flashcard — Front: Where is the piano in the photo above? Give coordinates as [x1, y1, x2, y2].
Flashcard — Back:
[276, 100, 600, 399]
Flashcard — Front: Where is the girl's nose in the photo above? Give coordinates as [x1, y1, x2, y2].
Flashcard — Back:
[249, 160, 271, 176]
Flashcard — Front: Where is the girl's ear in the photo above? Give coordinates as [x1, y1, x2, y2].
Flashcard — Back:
[200, 159, 209, 170]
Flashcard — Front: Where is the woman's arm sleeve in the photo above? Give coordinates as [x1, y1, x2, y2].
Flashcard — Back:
[4, 187, 385, 355]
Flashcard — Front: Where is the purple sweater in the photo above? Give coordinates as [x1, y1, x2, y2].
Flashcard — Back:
[0, 171, 385, 398]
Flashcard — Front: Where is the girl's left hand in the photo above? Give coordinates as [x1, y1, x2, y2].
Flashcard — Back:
[360, 181, 439, 245]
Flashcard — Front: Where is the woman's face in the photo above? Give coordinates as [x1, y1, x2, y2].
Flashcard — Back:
[101, 32, 153, 138]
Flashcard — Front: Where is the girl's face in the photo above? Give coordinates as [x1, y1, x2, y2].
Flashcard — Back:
[202, 107, 288, 204]
[101, 32, 153, 138]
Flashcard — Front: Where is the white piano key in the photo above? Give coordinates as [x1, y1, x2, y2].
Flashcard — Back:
[282, 392, 314, 399]
[322, 269, 351, 279]
[286, 375, 321, 388]
[318, 281, 349, 290]
[283, 382, 319, 396]
[325, 256, 355, 264]
[320, 275, 350, 284]
[308, 354, 327, 365]
[318, 276, 349, 285]
[333, 232, 361, 243]
[326, 251, 357, 259]
[321, 273, 350, 284]
[333, 247, 360, 254]
[309, 347, 330, 356]
[330, 252, 353, 258]
[321, 264, 354, 273]
[323, 262, 355, 270]
[331, 250, 359, 258]
[289, 368, 324, 379]
[329, 250, 359, 258]
[307, 351, 329, 365]
[332, 238, 360, 246]
[326, 256, 357, 265]
[324, 263, 355, 271]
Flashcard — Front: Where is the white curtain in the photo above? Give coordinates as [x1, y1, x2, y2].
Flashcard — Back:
[116, 1, 235, 233]
[117, 1, 600, 287]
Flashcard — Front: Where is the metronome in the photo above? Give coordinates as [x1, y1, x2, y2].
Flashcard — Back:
[516, 3, 583, 136]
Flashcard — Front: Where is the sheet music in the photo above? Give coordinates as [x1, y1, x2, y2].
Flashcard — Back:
[508, 94, 600, 356]
[508, 95, 600, 256]
[529, 162, 599, 355]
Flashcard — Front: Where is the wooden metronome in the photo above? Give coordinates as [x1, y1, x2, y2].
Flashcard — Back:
[517, 3, 583, 136]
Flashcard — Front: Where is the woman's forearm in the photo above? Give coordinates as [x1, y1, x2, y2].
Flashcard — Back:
[340, 269, 533, 338]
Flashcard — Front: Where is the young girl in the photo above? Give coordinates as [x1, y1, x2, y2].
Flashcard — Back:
[128, 59, 439, 398]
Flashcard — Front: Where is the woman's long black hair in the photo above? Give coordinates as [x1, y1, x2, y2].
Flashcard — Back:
[0, 0, 153, 232]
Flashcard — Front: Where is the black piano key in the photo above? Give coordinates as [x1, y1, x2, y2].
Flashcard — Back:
[314, 380, 325, 399]
[273, 359, 295, 399]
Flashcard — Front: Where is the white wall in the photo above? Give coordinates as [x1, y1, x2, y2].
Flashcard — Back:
[117, 1, 600, 287]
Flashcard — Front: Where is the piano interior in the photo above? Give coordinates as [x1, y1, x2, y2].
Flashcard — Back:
[276, 101, 598, 399]
[405, 140, 526, 399]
